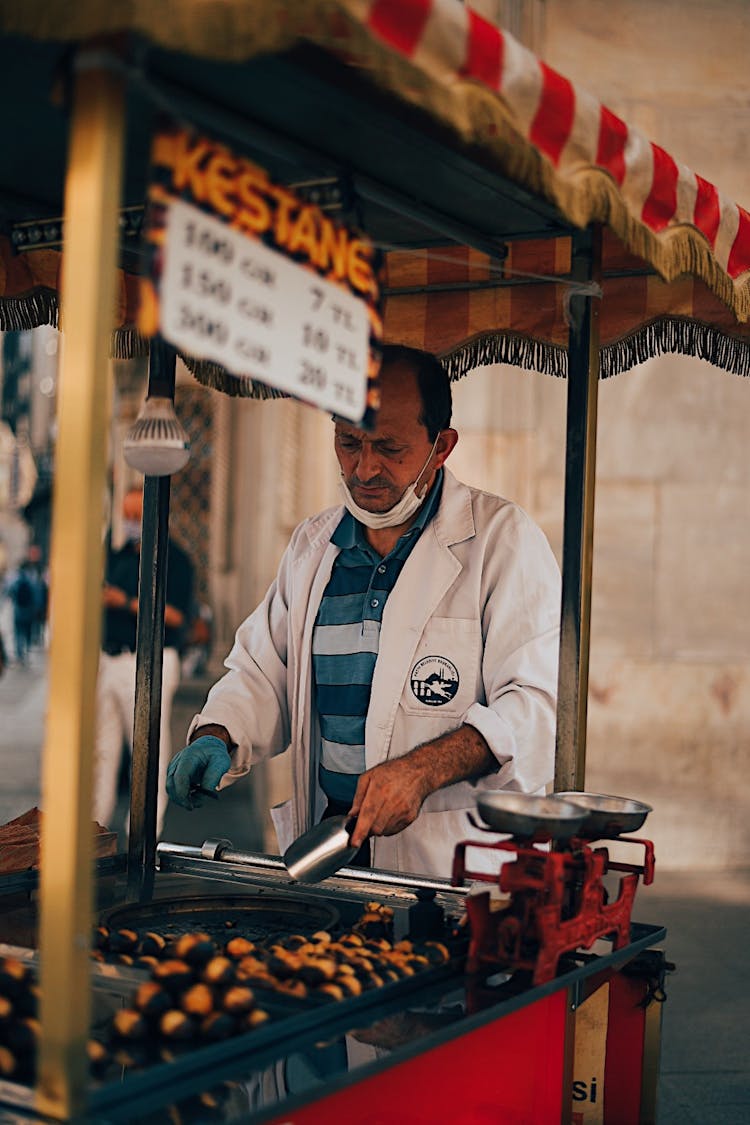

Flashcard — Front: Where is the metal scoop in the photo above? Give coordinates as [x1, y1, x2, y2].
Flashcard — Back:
[283, 815, 359, 883]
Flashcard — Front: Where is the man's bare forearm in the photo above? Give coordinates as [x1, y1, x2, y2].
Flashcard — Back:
[349, 724, 496, 846]
[404, 724, 497, 793]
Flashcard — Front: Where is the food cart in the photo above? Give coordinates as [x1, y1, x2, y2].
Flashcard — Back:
[0, 1, 748, 1121]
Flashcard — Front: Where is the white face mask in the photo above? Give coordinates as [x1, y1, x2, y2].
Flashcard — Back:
[338, 435, 440, 530]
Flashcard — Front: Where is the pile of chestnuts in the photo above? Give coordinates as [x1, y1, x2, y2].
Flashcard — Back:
[0, 900, 452, 1084]
[0, 955, 41, 1084]
[95, 900, 449, 1013]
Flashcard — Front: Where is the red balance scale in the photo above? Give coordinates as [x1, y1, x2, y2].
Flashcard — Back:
[452, 792, 654, 985]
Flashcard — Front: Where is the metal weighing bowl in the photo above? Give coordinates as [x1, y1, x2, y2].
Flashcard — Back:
[552, 792, 652, 838]
[476, 792, 588, 840]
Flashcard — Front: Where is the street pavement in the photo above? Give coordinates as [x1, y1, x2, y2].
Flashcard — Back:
[0, 645, 748, 1121]
[634, 871, 750, 1124]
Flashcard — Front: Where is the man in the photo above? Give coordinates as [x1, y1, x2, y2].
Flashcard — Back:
[7, 560, 37, 665]
[95, 486, 194, 836]
[26, 545, 48, 648]
[167, 346, 561, 876]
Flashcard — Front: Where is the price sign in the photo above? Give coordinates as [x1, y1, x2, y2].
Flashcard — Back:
[160, 201, 370, 418]
[137, 124, 383, 426]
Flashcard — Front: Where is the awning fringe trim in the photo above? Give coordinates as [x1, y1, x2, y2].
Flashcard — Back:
[179, 356, 289, 400]
[0, 290, 58, 332]
[599, 317, 750, 378]
[112, 326, 150, 359]
[439, 318, 750, 382]
[3, 305, 747, 386]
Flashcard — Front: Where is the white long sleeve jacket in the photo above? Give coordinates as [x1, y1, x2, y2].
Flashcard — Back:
[190, 469, 561, 877]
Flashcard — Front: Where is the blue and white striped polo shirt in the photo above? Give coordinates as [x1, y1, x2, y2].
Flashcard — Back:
[313, 472, 444, 806]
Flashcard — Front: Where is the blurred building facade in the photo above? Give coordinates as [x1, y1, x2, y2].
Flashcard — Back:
[0, 327, 56, 577]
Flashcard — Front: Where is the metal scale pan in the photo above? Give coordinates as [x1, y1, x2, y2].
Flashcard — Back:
[552, 792, 652, 839]
[476, 792, 588, 840]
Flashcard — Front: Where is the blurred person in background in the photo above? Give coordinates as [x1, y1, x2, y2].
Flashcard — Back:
[26, 544, 48, 648]
[6, 559, 37, 665]
[94, 486, 194, 837]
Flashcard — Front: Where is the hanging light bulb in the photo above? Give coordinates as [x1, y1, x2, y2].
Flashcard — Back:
[123, 396, 190, 476]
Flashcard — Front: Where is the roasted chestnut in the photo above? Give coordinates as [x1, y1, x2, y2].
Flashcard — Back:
[0, 958, 29, 1000]
[112, 1008, 148, 1041]
[221, 986, 256, 1016]
[134, 956, 160, 972]
[159, 1009, 195, 1040]
[339, 933, 364, 947]
[283, 934, 308, 951]
[139, 931, 167, 956]
[224, 937, 256, 960]
[108, 928, 140, 954]
[298, 957, 336, 986]
[86, 1039, 110, 1075]
[174, 932, 216, 967]
[92, 925, 110, 952]
[134, 981, 172, 1019]
[0, 1046, 16, 1078]
[243, 1008, 270, 1030]
[152, 959, 194, 994]
[180, 983, 215, 1018]
[407, 954, 430, 970]
[380, 968, 401, 984]
[237, 971, 274, 991]
[316, 982, 344, 1002]
[336, 975, 362, 997]
[201, 956, 236, 988]
[274, 979, 308, 999]
[267, 950, 303, 979]
[422, 941, 450, 964]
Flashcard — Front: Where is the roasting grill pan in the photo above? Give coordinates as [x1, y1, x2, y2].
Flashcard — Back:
[102, 892, 340, 944]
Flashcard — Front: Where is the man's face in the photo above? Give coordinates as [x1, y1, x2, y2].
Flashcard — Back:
[334, 362, 445, 513]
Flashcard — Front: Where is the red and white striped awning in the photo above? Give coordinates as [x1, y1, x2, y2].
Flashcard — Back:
[354, 0, 750, 319]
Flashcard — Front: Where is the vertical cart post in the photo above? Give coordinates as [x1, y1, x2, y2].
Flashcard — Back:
[36, 56, 125, 1118]
[127, 339, 177, 898]
[555, 225, 602, 792]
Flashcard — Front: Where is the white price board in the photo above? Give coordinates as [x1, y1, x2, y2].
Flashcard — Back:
[160, 199, 370, 421]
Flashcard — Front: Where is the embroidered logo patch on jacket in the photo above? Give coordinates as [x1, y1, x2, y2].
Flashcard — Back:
[410, 655, 459, 706]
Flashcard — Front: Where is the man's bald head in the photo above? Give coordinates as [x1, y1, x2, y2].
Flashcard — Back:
[379, 345, 452, 441]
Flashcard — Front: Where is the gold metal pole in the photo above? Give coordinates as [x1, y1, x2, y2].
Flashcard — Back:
[36, 57, 125, 1119]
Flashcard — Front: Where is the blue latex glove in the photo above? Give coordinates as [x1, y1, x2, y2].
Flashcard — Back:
[166, 735, 231, 810]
